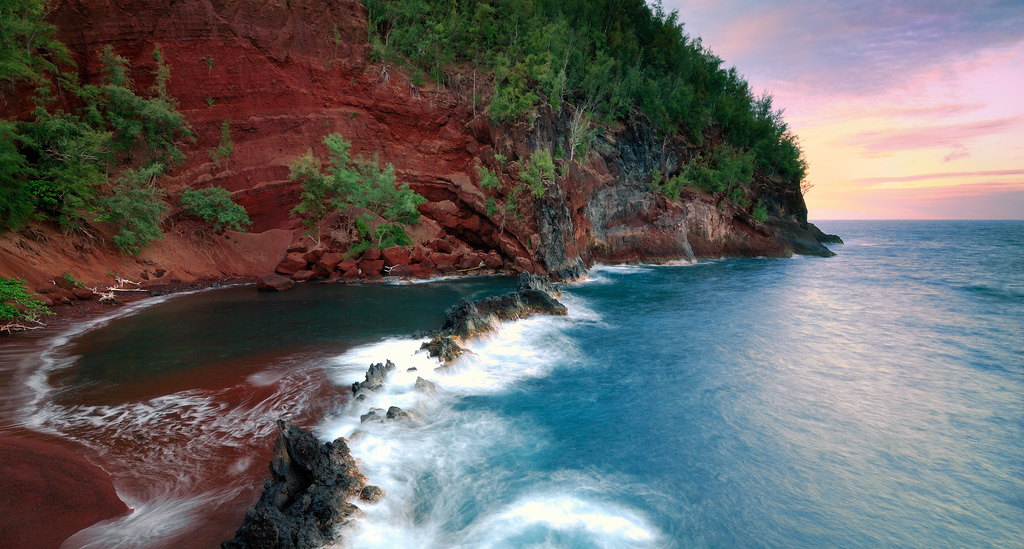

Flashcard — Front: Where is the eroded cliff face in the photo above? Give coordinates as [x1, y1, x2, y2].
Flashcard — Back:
[0, 0, 832, 292]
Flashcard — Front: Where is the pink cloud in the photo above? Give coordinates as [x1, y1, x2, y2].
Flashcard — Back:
[943, 144, 971, 162]
[848, 169, 1024, 186]
[845, 116, 1024, 156]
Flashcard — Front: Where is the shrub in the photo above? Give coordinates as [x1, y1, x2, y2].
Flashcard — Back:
[209, 119, 233, 166]
[289, 150, 338, 237]
[521, 149, 556, 198]
[752, 202, 768, 223]
[0, 277, 51, 324]
[476, 166, 501, 191]
[179, 186, 251, 232]
[95, 163, 168, 255]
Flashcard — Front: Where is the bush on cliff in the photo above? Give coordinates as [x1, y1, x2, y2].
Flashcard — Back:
[289, 133, 426, 242]
[179, 186, 251, 233]
[0, 277, 51, 328]
[0, 0, 71, 89]
[1, 6, 192, 241]
[363, 0, 809, 220]
[95, 163, 168, 255]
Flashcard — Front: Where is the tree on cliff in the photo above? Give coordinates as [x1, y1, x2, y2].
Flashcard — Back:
[0, 0, 70, 90]
[364, 0, 808, 214]
[1, 21, 195, 246]
[289, 133, 425, 244]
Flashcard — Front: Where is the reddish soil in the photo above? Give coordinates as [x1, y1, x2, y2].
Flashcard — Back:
[0, 434, 129, 549]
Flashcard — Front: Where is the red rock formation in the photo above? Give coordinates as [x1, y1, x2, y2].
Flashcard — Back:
[0, 0, 834, 292]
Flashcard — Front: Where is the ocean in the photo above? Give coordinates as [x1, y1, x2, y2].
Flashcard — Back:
[3, 220, 1022, 548]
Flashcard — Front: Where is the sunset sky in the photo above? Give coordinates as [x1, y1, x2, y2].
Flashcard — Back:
[664, 0, 1024, 219]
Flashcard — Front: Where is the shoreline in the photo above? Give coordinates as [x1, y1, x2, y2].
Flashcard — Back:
[0, 432, 130, 549]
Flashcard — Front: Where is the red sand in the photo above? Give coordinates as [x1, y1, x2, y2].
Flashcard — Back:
[0, 435, 129, 549]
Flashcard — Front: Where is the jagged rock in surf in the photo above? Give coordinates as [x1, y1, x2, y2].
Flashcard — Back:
[516, 271, 563, 298]
[351, 360, 396, 399]
[221, 420, 366, 549]
[421, 335, 465, 364]
[414, 377, 438, 396]
[386, 406, 410, 420]
[360, 408, 386, 423]
[359, 485, 385, 504]
[439, 289, 567, 339]
[422, 273, 568, 363]
[809, 223, 844, 244]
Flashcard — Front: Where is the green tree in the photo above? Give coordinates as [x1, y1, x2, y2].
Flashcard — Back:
[289, 133, 426, 229]
[209, 119, 233, 166]
[95, 163, 168, 255]
[179, 186, 251, 232]
[0, 0, 71, 88]
[0, 120, 34, 231]
[0, 277, 51, 327]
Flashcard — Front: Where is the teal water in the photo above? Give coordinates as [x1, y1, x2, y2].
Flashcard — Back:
[6, 221, 1023, 548]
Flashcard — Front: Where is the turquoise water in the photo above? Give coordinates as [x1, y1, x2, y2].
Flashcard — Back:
[9, 221, 1024, 548]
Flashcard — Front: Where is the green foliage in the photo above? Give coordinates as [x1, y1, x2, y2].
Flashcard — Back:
[752, 201, 768, 223]
[520, 149, 556, 198]
[373, 223, 412, 249]
[362, 0, 809, 189]
[19, 105, 112, 230]
[352, 156, 426, 225]
[0, 0, 71, 87]
[0, 277, 51, 323]
[62, 273, 84, 287]
[289, 150, 336, 235]
[348, 218, 410, 254]
[209, 119, 233, 166]
[288, 133, 427, 236]
[485, 197, 497, 216]
[179, 186, 251, 232]
[494, 153, 507, 166]
[2, 36, 191, 235]
[0, 120, 34, 231]
[476, 165, 501, 191]
[205, 97, 215, 107]
[90, 45, 194, 165]
[95, 163, 168, 255]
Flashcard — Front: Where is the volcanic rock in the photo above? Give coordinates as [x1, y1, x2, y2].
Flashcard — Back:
[385, 406, 410, 420]
[275, 253, 309, 276]
[256, 274, 294, 292]
[358, 485, 384, 504]
[360, 408, 385, 423]
[352, 360, 396, 399]
[414, 377, 438, 396]
[221, 420, 366, 549]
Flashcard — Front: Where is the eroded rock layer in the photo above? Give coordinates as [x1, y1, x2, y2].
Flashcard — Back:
[0, 0, 836, 292]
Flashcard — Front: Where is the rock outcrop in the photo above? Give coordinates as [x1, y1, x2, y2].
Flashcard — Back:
[421, 273, 567, 363]
[0, 0, 839, 296]
[221, 420, 374, 549]
[351, 360, 396, 400]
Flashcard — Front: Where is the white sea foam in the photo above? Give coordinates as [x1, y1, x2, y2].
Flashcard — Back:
[316, 296, 664, 548]
[468, 494, 659, 547]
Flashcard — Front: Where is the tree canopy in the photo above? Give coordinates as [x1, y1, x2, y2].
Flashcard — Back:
[364, 0, 807, 189]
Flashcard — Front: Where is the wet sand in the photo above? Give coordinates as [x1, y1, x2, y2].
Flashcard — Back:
[0, 434, 129, 549]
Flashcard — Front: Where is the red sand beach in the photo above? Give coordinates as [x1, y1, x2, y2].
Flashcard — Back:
[0, 435, 129, 549]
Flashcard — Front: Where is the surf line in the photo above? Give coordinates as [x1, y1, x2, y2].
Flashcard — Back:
[221, 273, 569, 549]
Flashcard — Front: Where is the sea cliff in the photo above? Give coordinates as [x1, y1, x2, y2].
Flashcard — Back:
[0, 0, 837, 302]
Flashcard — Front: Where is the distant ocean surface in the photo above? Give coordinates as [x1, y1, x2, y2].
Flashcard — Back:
[3, 220, 1022, 548]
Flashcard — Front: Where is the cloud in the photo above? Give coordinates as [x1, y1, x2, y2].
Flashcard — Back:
[848, 169, 1024, 186]
[667, 0, 1024, 95]
[844, 116, 1024, 156]
[943, 144, 971, 162]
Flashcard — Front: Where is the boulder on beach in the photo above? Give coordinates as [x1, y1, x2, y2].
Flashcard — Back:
[256, 274, 294, 292]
